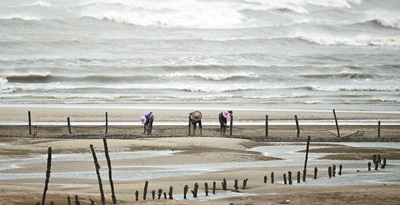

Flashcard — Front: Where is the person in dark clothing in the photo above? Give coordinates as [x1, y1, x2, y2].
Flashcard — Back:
[219, 110, 232, 135]
[190, 111, 202, 136]
[143, 112, 154, 135]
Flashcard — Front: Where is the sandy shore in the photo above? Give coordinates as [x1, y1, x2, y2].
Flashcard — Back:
[0, 106, 400, 204]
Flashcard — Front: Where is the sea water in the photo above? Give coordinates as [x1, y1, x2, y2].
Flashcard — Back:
[0, 0, 399, 111]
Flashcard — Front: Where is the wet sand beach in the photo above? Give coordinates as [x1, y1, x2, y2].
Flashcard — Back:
[0, 106, 400, 204]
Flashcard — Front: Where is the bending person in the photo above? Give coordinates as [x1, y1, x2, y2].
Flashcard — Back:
[142, 112, 154, 135]
[219, 110, 232, 136]
[190, 111, 202, 136]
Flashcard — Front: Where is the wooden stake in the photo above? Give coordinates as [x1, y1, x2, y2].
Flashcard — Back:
[152, 190, 155, 200]
[191, 183, 199, 198]
[158, 189, 162, 199]
[297, 171, 301, 183]
[67, 117, 71, 134]
[188, 115, 191, 136]
[368, 162, 371, 171]
[314, 167, 318, 179]
[67, 196, 71, 205]
[75, 195, 80, 205]
[288, 171, 292, 185]
[271, 172, 274, 184]
[205, 183, 209, 196]
[243, 178, 248, 189]
[163, 192, 167, 199]
[333, 109, 340, 138]
[28, 111, 32, 135]
[332, 164, 336, 177]
[230, 111, 233, 136]
[213, 181, 216, 194]
[41, 147, 52, 205]
[234, 179, 238, 192]
[222, 178, 227, 191]
[90, 144, 105, 205]
[283, 174, 287, 184]
[264, 176, 267, 183]
[339, 164, 343, 176]
[328, 166, 332, 178]
[103, 138, 116, 204]
[378, 121, 381, 138]
[105, 112, 108, 135]
[303, 136, 311, 182]
[265, 115, 268, 137]
[184, 185, 188, 199]
[295, 115, 300, 138]
[135, 190, 139, 201]
[168, 186, 173, 199]
[143, 181, 148, 201]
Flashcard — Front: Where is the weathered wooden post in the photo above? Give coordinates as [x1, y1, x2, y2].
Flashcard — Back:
[297, 171, 301, 183]
[339, 164, 343, 175]
[243, 178, 248, 189]
[143, 181, 148, 201]
[234, 179, 239, 192]
[295, 115, 300, 138]
[264, 176, 267, 183]
[333, 109, 340, 138]
[67, 196, 71, 205]
[230, 111, 233, 136]
[332, 165, 336, 177]
[75, 195, 80, 205]
[375, 162, 379, 170]
[105, 112, 108, 135]
[103, 138, 116, 204]
[188, 115, 191, 136]
[67, 117, 72, 134]
[90, 144, 105, 205]
[383, 158, 387, 166]
[328, 166, 332, 178]
[28, 111, 32, 135]
[283, 174, 287, 184]
[222, 178, 227, 191]
[163, 192, 167, 199]
[373, 154, 377, 164]
[314, 167, 318, 179]
[41, 147, 52, 205]
[368, 162, 371, 171]
[271, 172, 274, 184]
[378, 154, 381, 164]
[303, 136, 311, 182]
[213, 181, 216, 194]
[184, 185, 188, 199]
[265, 115, 268, 137]
[158, 189, 162, 199]
[288, 171, 292, 185]
[191, 183, 199, 198]
[205, 183, 209, 196]
[135, 190, 139, 201]
[168, 186, 173, 199]
[90, 199, 94, 205]
[378, 121, 381, 138]
[152, 190, 155, 200]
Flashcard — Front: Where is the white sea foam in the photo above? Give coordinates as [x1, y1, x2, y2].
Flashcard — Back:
[299, 35, 400, 46]
[374, 18, 400, 29]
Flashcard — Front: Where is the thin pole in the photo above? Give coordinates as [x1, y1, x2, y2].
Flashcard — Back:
[41, 147, 52, 205]
[105, 112, 108, 135]
[90, 145, 105, 205]
[103, 138, 116, 204]
[378, 121, 381, 138]
[295, 115, 300, 138]
[67, 117, 71, 134]
[28, 111, 32, 135]
[188, 115, 191, 136]
[265, 115, 268, 137]
[333, 109, 340, 138]
[303, 136, 311, 181]
[229, 111, 233, 136]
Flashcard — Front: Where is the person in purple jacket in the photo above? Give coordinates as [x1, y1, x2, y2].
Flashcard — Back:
[143, 112, 154, 135]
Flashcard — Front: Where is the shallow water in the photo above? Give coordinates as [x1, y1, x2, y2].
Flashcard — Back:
[0, 142, 399, 188]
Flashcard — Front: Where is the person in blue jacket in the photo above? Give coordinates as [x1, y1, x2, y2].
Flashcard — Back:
[143, 112, 154, 135]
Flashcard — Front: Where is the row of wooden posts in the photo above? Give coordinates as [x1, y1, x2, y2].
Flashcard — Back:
[26, 109, 384, 138]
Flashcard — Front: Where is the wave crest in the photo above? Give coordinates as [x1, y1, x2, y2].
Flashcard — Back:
[372, 18, 400, 29]
[299, 35, 400, 46]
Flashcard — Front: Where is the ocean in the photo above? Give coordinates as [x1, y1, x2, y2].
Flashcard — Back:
[0, 0, 399, 112]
